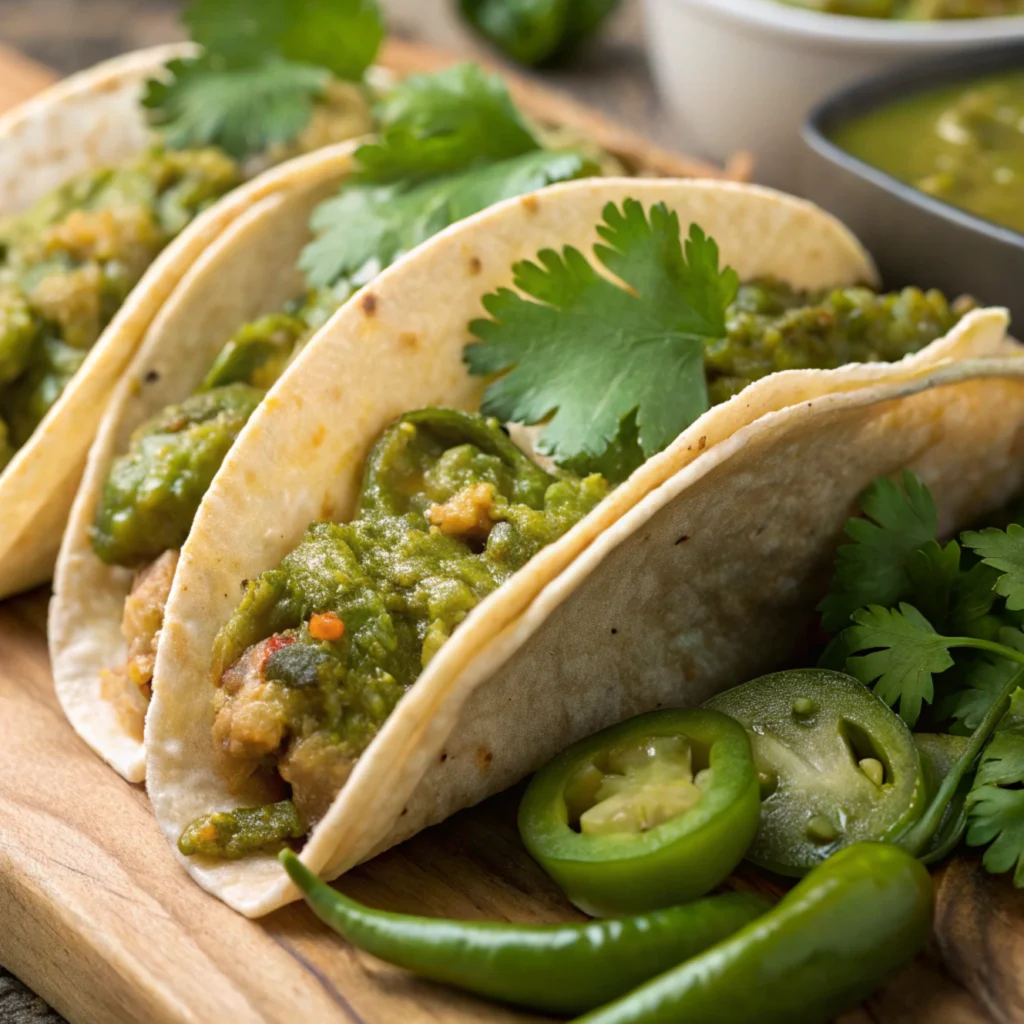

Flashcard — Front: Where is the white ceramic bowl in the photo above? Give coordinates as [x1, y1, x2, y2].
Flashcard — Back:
[642, 0, 1024, 187]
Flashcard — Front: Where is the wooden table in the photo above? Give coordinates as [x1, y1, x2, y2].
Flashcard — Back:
[0, 4, 1018, 1024]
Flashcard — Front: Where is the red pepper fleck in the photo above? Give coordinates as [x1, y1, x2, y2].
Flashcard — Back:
[260, 634, 295, 669]
[309, 611, 345, 642]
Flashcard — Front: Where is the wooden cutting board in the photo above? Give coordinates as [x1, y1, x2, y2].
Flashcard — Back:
[0, 38, 1010, 1024]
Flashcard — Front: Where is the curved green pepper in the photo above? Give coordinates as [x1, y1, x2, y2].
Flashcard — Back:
[281, 850, 770, 1016]
[575, 842, 933, 1024]
[359, 407, 554, 515]
[518, 708, 761, 916]
[706, 669, 928, 875]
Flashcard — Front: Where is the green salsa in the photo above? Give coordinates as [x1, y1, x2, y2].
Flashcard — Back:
[0, 82, 374, 473]
[91, 289, 345, 567]
[779, 0, 1022, 18]
[0, 148, 243, 470]
[832, 71, 1024, 235]
[180, 409, 608, 855]
[708, 280, 968, 405]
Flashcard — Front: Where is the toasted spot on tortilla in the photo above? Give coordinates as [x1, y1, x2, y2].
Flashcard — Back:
[439, 750, 448, 762]
[361, 292, 377, 316]
[143, 369, 160, 384]
[476, 747, 494, 771]
[398, 331, 419, 350]
[310, 424, 326, 449]
[675, 534, 689, 545]
[698, 436, 707, 451]
[468, 256, 482, 275]
[520, 194, 539, 213]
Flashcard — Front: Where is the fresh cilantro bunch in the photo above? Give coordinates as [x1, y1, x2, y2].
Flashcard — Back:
[460, 0, 621, 67]
[820, 472, 1024, 883]
[298, 64, 596, 291]
[143, 0, 385, 159]
[464, 199, 738, 480]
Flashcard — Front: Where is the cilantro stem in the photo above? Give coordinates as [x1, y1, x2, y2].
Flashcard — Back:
[946, 637, 1024, 666]
[899, 661, 1024, 858]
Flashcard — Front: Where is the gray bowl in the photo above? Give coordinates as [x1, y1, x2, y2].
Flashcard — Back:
[800, 43, 1024, 330]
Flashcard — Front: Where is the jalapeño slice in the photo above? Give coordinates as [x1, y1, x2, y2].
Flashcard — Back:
[706, 669, 927, 876]
[518, 708, 760, 916]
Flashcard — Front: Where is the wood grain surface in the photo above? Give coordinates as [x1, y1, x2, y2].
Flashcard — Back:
[0, 25, 1008, 1024]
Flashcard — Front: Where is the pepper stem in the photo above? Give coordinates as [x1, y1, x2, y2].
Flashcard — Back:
[899, 661, 1024, 858]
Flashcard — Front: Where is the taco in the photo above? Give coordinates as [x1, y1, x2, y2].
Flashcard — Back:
[134, 177, 1024, 914]
[0, 16, 387, 598]
[48, 50, 684, 782]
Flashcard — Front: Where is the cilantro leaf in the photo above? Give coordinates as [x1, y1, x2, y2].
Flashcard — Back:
[962, 524, 1024, 612]
[966, 786, 1024, 883]
[184, 0, 384, 80]
[142, 56, 329, 160]
[967, 698, 1024, 884]
[938, 629, 1024, 733]
[357, 64, 539, 183]
[949, 559, 1002, 635]
[464, 200, 738, 478]
[907, 539, 961, 630]
[846, 603, 955, 727]
[300, 149, 594, 288]
[818, 473, 938, 633]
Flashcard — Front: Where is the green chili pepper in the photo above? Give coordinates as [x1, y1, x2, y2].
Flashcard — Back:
[359, 407, 554, 515]
[280, 850, 771, 1016]
[517, 708, 761, 916]
[705, 669, 928, 875]
[575, 842, 933, 1024]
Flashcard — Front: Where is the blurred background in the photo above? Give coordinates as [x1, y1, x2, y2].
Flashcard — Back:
[1, 0, 686, 149]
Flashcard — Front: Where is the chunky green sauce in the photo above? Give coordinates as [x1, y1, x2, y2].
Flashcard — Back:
[779, 0, 1021, 18]
[0, 81, 374, 472]
[179, 410, 607, 855]
[0, 148, 242, 469]
[832, 71, 1024, 235]
[707, 280, 968, 405]
[91, 290, 343, 567]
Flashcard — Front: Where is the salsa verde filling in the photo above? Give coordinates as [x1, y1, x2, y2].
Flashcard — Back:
[177, 259, 971, 859]
[0, 148, 243, 469]
[0, 0, 396, 474]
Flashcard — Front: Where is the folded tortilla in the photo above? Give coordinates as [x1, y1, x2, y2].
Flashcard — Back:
[139, 177, 1024, 914]
[50, 147, 359, 781]
[0, 45, 373, 598]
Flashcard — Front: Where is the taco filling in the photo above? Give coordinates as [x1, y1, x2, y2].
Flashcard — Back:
[0, 6, 384, 474]
[0, 148, 243, 469]
[175, 254, 972, 859]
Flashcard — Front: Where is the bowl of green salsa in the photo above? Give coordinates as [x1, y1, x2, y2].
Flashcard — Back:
[801, 43, 1024, 329]
[643, 0, 1024, 188]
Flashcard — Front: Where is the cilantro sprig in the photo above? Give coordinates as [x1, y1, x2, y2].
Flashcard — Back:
[300, 149, 595, 288]
[298, 65, 594, 295]
[143, 0, 384, 160]
[464, 200, 738, 479]
[821, 471, 1024, 884]
[355, 64, 540, 183]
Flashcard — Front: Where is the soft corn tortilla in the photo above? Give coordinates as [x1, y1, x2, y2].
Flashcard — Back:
[142, 178, 1022, 914]
[49, 148, 359, 783]
[0, 44, 373, 598]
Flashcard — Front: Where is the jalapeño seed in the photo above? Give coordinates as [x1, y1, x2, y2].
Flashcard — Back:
[792, 697, 818, 718]
[859, 757, 884, 787]
[757, 769, 779, 799]
[806, 814, 839, 844]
